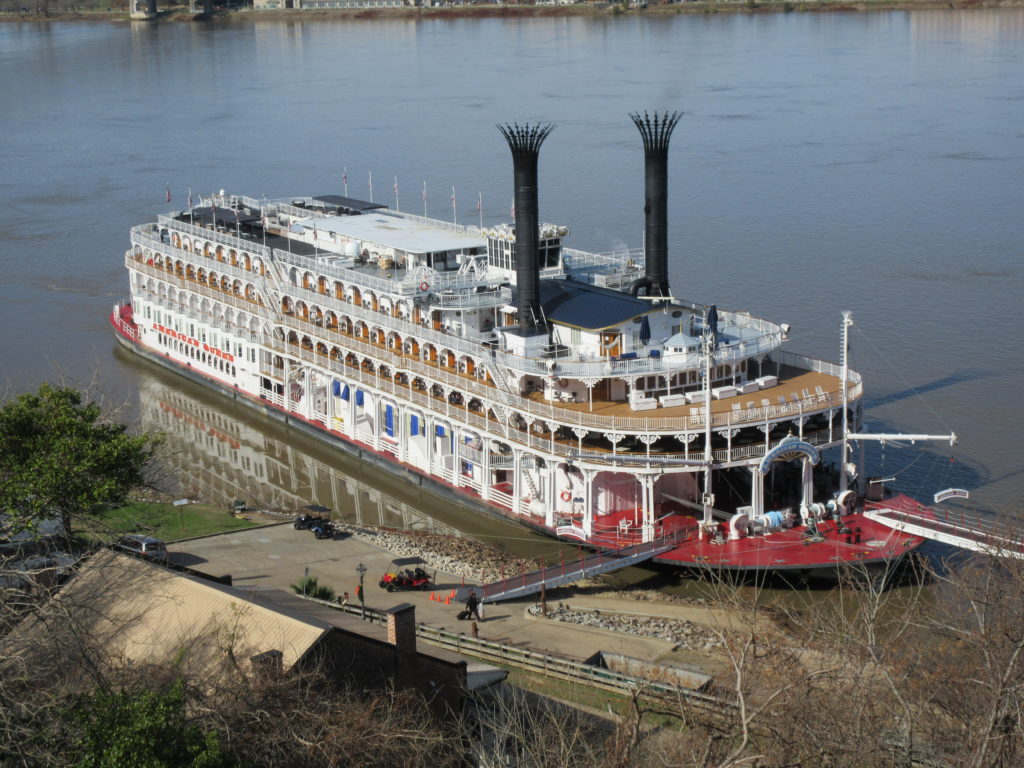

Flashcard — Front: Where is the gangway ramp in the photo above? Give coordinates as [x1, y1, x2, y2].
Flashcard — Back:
[864, 500, 1024, 559]
[461, 538, 678, 604]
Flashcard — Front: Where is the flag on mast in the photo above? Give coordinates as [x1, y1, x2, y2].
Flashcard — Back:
[187, 187, 193, 208]
[422, 181, 427, 218]
[165, 184, 171, 203]
[369, 170, 373, 202]
[477, 191, 483, 228]
[342, 167, 348, 196]
[511, 199, 515, 220]
[393, 176, 400, 212]
[451, 186, 457, 225]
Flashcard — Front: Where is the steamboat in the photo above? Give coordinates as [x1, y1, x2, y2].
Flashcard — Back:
[112, 114, 962, 574]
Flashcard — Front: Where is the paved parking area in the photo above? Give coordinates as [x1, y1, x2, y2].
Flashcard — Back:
[169, 523, 713, 672]
[170, 522, 469, 622]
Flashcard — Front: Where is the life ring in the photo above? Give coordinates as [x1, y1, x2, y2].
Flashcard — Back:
[558, 379, 568, 388]
[560, 489, 572, 502]
[419, 281, 430, 292]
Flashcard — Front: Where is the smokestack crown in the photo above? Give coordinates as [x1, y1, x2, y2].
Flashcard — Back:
[629, 111, 681, 156]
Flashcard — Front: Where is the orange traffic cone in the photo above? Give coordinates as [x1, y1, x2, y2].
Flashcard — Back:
[449, 589, 456, 600]
[444, 595, 451, 605]
[429, 592, 436, 602]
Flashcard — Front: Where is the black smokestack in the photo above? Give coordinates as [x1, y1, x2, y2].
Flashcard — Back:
[630, 111, 681, 298]
[498, 122, 554, 334]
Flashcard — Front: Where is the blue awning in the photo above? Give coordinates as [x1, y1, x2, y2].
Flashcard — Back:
[340, 384, 350, 401]
[332, 380, 341, 397]
[436, 425, 446, 437]
[384, 404, 395, 437]
[355, 390, 364, 406]
[410, 414, 419, 435]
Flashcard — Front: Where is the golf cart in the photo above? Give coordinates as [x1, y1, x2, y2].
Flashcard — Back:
[379, 557, 432, 592]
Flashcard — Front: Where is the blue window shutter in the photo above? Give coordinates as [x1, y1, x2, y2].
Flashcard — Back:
[332, 380, 341, 397]
[410, 414, 419, 434]
[436, 424, 446, 437]
[355, 390, 364, 406]
[341, 384, 350, 401]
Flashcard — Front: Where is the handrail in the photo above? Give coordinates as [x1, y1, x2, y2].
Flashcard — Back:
[128, 258, 862, 438]
[133, 227, 788, 381]
[294, 594, 733, 714]
[132, 255, 860, 448]
[154, 216, 271, 259]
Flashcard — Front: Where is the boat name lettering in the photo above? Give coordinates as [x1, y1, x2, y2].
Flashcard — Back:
[151, 323, 235, 362]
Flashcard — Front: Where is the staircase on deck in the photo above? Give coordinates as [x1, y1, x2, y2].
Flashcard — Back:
[460, 537, 678, 604]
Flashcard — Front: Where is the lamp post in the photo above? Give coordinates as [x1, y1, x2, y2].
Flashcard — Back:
[355, 562, 367, 618]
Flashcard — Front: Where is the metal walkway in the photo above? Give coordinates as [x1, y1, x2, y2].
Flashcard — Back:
[865, 504, 1024, 559]
[458, 538, 678, 604]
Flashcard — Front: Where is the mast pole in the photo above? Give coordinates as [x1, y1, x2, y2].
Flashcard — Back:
[702, 315, 714, 526]
[839, 311, 853, 493]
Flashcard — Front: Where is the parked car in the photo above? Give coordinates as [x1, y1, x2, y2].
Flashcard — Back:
[114, 534, 168, 562]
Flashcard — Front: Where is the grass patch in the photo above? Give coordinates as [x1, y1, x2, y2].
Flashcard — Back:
[77, 501, 259, 543]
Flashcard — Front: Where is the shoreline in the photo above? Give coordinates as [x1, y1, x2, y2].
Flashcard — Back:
[3, 1, 1022, 24]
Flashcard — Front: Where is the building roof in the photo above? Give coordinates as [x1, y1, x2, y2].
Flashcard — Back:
[5, 550, 328, 680]
[295, 213, 487, 256]
[538, 279, 652, 330]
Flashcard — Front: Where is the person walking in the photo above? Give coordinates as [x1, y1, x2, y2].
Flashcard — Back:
[339, 591, 350, 608]
[465, 589, 482, 622]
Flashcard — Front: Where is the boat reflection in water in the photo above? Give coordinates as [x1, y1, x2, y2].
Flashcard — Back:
[139, 372, 463, 537]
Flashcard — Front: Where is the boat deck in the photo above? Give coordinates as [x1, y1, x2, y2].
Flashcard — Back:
[309, 327, 845, 422]
[523, 368, 842, 420]
[580, 498, 925, 571]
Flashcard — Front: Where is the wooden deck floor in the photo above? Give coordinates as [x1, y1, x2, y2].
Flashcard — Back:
[524, 368, 844, 419]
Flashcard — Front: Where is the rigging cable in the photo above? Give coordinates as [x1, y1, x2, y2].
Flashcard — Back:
[853, 325, 955, 435]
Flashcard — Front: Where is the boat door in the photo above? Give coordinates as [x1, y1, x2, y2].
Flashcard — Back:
[601, 332, 621, 358]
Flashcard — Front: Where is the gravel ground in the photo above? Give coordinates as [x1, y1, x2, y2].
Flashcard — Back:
[527, 603, 725, 650]
[338, 523, 536, 583]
